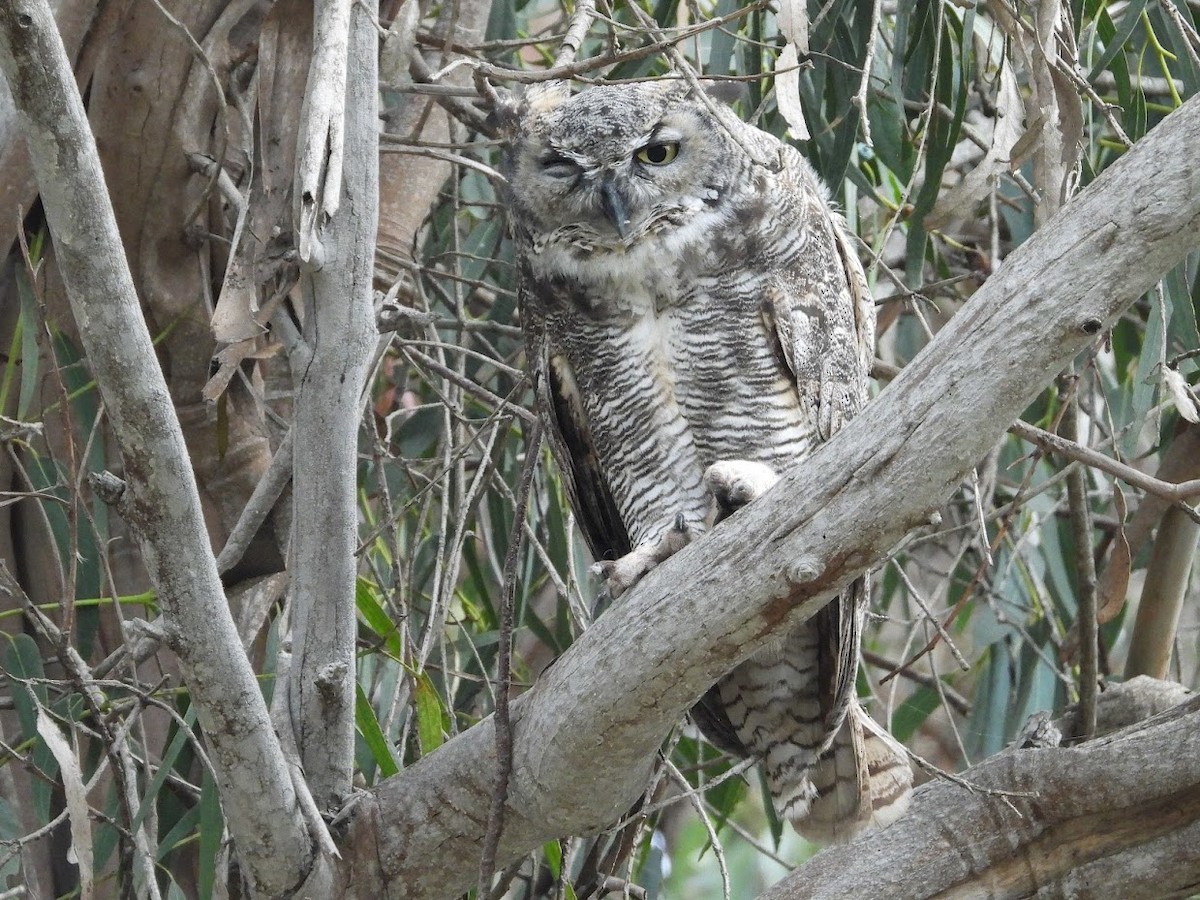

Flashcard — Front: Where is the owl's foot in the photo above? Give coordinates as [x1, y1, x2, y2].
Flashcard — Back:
[593, 513, 694, 605]
[704, 460, 780, 521]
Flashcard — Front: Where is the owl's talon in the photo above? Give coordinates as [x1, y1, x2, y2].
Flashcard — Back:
[593, 516, 695, 603]
[705, 460, 780, 521]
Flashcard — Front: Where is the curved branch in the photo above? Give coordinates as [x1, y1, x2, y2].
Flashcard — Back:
[762, 689, 1200, 899]
[329, 94, 1200, 898]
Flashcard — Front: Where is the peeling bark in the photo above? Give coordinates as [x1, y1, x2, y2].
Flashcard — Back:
[285, 0, 380, 810]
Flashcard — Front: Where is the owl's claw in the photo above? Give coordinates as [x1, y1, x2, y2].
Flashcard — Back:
[704, 460, 780, 521]
[591, 515, 694, 611]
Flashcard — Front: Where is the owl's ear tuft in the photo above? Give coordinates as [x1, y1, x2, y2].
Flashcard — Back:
[488, 89, 525, 139]
[488, 81, 571, 139]
[524, 80, 572, 114]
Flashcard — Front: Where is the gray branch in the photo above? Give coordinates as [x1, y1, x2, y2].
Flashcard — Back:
[0, 2, 312, 896]
[327, 94, 1200, 897]
[762, 685, 1200, 899]
[285, 0, 380, 810]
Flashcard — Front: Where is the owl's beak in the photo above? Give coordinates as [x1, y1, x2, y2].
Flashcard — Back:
[599, 179, 632, 240]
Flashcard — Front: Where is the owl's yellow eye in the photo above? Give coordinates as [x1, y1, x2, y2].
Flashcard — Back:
[635, 142, 680, 165]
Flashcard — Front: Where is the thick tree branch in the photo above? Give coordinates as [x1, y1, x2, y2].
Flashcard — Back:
[287, 0, 380, 810]
[329, 94, 1200, 898]
[762, 684, 1200, 899]
[0, 2, 312, 896]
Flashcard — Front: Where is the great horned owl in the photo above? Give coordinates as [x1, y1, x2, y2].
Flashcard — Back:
[499, 80, 912, 843]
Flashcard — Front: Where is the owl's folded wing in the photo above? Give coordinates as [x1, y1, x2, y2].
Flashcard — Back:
[768, 211, 876, 442]
[525, 313, 632, 564]
[764, 209, 875, 765]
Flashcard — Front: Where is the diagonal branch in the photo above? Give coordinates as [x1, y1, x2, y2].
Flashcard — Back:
[1010, 419, 1200, 524]
[0, 2, 312, 895]
[328, 94, 1200, 898]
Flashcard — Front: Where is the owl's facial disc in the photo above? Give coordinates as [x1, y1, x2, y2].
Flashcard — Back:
[504, 84, 735, 251]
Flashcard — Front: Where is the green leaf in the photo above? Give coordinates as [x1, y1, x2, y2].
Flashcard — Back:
[706, 0, 739, 73]
[156, 802, 200, 861]
[356, 576, 403, 659]
[1124, 288, 1165, 455]
[14, 266, 40, 421]
[355, 682, 400, 778]
[0, 796, 22, 885]
[3, 632, 47, 738]
[198, 770, 222, 900]
[1087, 0, 1149, 82]
[542, 839, 563, 878]
[759, 768, 784, 848]
[414, 671, 447, 754]
[891, 684, 941, 744]
[1165, 262, 1200, 354]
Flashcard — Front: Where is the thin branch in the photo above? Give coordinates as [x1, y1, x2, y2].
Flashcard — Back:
[1008, 420, 1200, 524]
[862, 650, 971, 716]
[662, 758, 731, 900]
[554, 0, 598, 69]
[1060, 390, 1099, 738]
[403, 346, 538, 423]
[216, 428, 295, 574]
[478, 420, 544, 895]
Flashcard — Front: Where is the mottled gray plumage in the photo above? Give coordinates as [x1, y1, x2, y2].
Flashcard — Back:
[499, 80, 911, 842]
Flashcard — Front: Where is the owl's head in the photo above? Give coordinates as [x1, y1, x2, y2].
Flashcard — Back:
[498, 81, 748, 250]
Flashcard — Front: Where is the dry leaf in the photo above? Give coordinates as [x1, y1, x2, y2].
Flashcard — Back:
[925, 35, 1027, 229]
[1163, 367, 1200, 424]
[37, 708, 94, 899]
[1097, 484, 1132, 624]
[774, 0, 809, 141]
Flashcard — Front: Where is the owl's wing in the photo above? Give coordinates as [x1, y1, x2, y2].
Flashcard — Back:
[766, 209, 876, 755]
[768, 212, 876, 442]
[521, 274, 632, 564]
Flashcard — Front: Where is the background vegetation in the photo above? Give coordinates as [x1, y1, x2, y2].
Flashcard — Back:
[0, 0, 1197, 896]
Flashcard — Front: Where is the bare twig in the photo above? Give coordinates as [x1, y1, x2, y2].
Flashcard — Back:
[478, 420, 544, 895]
[403, 346, 538, 423]
[554, 0, 598, 68]
[1060, 391, 1098, 739]
[863, 650, 971, 716]
[1009, 420, 1200, 525]
[662, 758, 731, 900]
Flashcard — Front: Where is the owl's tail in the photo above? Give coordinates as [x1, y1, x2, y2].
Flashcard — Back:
[778, 701, 913, 845]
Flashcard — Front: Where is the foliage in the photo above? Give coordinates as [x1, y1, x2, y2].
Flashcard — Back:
[0, 0, 1197, 897]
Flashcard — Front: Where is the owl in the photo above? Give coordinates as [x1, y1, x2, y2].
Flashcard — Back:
[498, 80, 912, 843]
